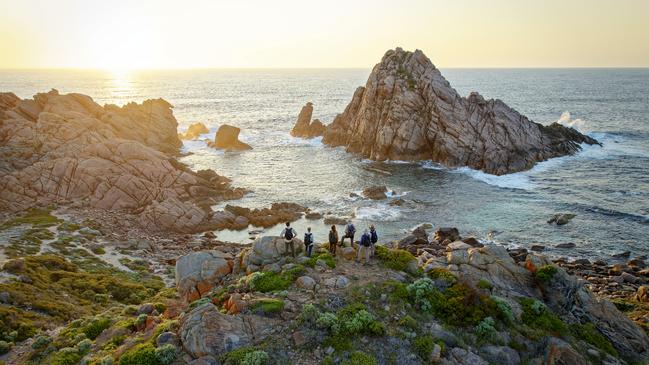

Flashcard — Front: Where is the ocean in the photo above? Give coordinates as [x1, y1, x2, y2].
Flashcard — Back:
[1, 68, 648, 260]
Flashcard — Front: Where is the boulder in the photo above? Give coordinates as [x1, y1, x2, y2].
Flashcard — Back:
[548, 213, 576, 225]
[636, 285, 649, 302]
[179, 303, 277, 358]
[555, 243, 576, 249]
[341, 246, 357, 260]
[480, 345, 520, 365]
[290, 102, 326, 138]
[242, 236, 304, 267]
[324, 275, 350, 289]
[208, 124, 251, 151]
[323, 216, 348, 225]
[224, 203, 306, 228]
[180, 122, 209, 140]
[362, 185, 388, 200]
[296, 276, 317, 290]
[433, 227, 460, 243]
[175, 251, 232, 302]
[318, 48, 599, 175]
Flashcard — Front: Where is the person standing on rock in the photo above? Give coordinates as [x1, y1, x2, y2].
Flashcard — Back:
[369, 224, 378, 257]
[340, 221, 356, 247]
[356, 229, 372, 265]
[281, 222, 296, 258]
[328, 225, 339, 256]
[304, 227, 315, 257]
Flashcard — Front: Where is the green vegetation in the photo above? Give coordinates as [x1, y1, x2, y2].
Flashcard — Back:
[154, 343, 178, 365]
[248, 265, 306, 292]
[477, 279, 493, 290]
[412, 335, 435, 362]
[427, 268, 456, 283]
[1, 208, 62, 229]
[305, 252, 336, 269]
[519, 297, 566, 336]
[375, 245, 415, 272]
[118, 343, 157, 365]
[51, 347, 82, 365]
[0, 254, 164, 342]
[83, 317, 112, 340]
[397, 315, 418, 330]
[250, 298, 285, 314]
[570, 323, 618, 357]
[0, 340, 11, 355]
[407, 277, 495, 327]
[222, 346, 269, 365]
[535, 265, 558, 284]
[341, 351, 377, 365]
[474, 316, 497, 341]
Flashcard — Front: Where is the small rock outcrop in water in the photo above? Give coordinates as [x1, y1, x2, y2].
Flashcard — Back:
[548, 213, 576, 225]
[291, 102, 326, 138]
[296, 48, 600, 175]
[0, 90, 244, 232]
[179, 122, 209, 140]
[208, 124, 251, 151]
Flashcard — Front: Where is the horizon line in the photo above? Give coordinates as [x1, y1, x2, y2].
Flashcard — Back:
[1, 66, 649, 72]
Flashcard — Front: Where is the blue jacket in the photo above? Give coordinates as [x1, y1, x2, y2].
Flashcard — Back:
[360, 233, 371, 247]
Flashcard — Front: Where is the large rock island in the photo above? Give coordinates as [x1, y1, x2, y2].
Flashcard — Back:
[295, 48, 599, 175]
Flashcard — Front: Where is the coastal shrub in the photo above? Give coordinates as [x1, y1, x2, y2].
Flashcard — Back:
[189, 297, 211, 309]
[375, 245, 415, 271]
[248, 265, 306, 292]
[154, 343, 178, 365]
[412, 335, 435, 362]
[31, 335, 52, 349]
[250, 298, 284, 314]
[241, 350, 269, 365]
[427, 268, 456, 283]
[298, 303, 320, 324]
[305, 252, 335, 269]
[519, 297, 566, 335]
[83, 317, 111, 340]
[341, 351, 377, 365]
[474, 316, 497, 341]
[118, 343, 157, 365]
[0, 341, 11, 355]
[570, 323, 618, 356]
[407, 278, 494, 326]
[51, 347, 81, 365]
[398, 315, 418, 330]
[1, 208, 62, 229]
[100, 356, 114, 365]
[222, 346, 263, 365]
[535, 265, 558, 284]
[77, 338, 92, 354]
[316, 312, 340, 332]
[477, 279, 493, 290]
[492, 296, 514, 324]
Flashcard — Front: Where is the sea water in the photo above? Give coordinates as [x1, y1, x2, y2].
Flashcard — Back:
[1, 68, 648, 260]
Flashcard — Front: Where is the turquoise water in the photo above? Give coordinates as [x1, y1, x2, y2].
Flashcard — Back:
[1, 68, 648, 259]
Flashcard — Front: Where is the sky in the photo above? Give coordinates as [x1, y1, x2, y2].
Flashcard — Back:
[1, 0, 648, 69]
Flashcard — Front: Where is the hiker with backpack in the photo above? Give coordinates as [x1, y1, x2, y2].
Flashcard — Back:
[356, 229, 372, 265]
[328, 225, 339, 256]
[304, 227, 314, 257]
[369, 224, 378, 257]
[340, 221, 356, 247]
[281, 222, 296, 258]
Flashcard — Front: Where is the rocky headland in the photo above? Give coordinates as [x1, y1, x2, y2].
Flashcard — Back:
[0, 89, 646, 365]
[293, 48, 600, 175]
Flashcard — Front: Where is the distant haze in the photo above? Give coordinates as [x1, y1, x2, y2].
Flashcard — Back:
[1, 0, 648, 69]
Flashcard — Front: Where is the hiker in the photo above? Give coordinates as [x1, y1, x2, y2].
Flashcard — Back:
[328, 225, 338, 256]
[369, 224, 378, 257]
[356, 229, 372, 265]
[340, 220, 356, 247]
[281, 222, 296, 258]
[304, 227, 314, 257]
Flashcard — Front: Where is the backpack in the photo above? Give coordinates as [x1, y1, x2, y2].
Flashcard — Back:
[346, 223, 356, 235]
[370, 229, 378, 244]
[304, 232, 313, 246]
[329, 230, 337, 244]
[361, 233, 371, 247]
[284, 228, 294, 240]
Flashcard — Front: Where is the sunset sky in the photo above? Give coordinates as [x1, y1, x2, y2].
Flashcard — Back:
[1, 0, 648, 69]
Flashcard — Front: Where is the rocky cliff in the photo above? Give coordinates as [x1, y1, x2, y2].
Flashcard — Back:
[0, 90, 245, 232]
[299, 48, 600, 175]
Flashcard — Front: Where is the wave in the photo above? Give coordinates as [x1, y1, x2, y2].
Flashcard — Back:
[354, 204, 403, 222]
[584, 206, 649, 224]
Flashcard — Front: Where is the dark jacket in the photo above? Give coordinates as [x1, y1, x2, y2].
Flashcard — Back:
[329, 230, 338, 244]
